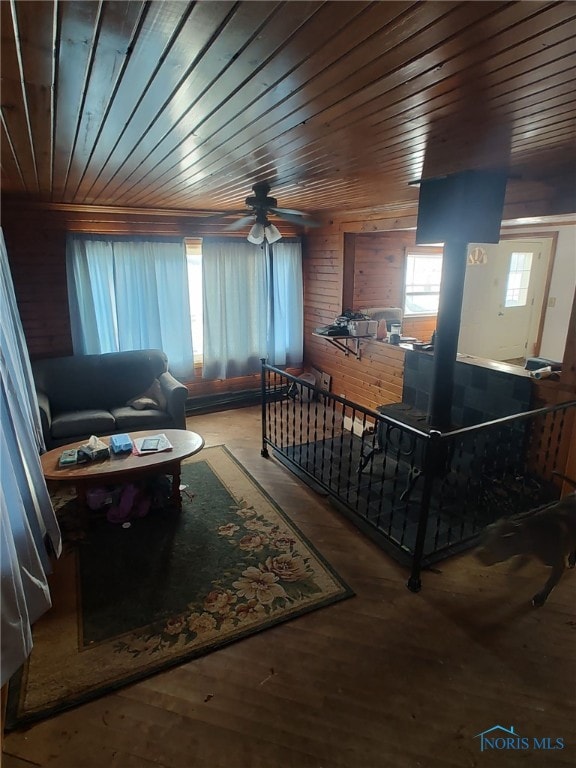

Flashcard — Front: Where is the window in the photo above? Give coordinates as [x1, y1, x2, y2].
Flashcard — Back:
[68, 234, 303, 383]
[200, 238, 303, 379]
[505, 251, 532, 307]
[185, 238, 203, 358]
[66, 235, 195, 380]
[404, 248, 443, 315]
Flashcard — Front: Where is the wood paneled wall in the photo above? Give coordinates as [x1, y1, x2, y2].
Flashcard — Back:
[353, 232, 407, 307]
[531, 293, 576, 492]
[351, 232, 437, 341]
[303, 226, 437, 410]
[2, 212, 71, 359]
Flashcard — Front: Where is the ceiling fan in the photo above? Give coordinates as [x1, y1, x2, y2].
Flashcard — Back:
[205, 182, 321, 244]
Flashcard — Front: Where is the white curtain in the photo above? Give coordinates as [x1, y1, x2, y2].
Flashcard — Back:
[269, 240, 304, 366]
[202, 239, 269, 379]
[1, 229, 62, 687]
[67, 235, 194, 380]
[202, 238, 303, 379]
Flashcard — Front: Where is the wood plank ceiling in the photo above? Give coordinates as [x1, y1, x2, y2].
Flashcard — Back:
[1, 1, 575, 221]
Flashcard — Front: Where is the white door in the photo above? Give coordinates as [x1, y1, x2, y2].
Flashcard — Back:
[458, 238, 553, 361]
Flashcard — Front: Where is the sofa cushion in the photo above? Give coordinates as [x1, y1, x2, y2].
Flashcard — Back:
[110, 406, 172, 431]
[126, 378, 168, 411]
[51, 410, 116, 439]
[127, 396, 161, 410]
[33, 350, 168, 413]
[144, 378, 168, 410]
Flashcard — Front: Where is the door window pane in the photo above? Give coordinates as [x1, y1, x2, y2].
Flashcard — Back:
[505, 251, 532, 307]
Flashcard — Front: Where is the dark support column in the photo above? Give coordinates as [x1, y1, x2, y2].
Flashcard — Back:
[428, 240, 469, 429]
[268, 242, 275, 348]
[260, 358, 269, 457]
[263, 244, 274, 457]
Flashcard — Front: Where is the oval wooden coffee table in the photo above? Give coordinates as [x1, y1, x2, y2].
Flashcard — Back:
[41, 429, 204, 511]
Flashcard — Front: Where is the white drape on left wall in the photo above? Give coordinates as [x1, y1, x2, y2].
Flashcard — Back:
[0, 228, 62, 687]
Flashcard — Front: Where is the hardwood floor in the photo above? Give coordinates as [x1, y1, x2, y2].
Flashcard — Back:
[3, 406, 575, 768]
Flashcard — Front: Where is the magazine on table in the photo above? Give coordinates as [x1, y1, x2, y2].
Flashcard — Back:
[132, 433, 173, 455]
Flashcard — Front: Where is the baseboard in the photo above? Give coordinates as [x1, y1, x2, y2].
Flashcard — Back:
[186, 389, 261, 415]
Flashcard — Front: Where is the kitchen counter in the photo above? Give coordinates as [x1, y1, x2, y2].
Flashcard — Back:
[394, 341, 531, 377]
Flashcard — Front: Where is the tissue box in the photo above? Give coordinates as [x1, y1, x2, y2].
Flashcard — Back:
[110, 433, 133, 454]
[78, 435, 110, 461]
[347, 320, 378, 337]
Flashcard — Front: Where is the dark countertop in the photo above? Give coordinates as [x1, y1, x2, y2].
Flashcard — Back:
[393, 342, 532, 377]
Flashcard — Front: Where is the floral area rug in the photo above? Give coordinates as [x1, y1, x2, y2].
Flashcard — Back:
[6, 445, 353, 730]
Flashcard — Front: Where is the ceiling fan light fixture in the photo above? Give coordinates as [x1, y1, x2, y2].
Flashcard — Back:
[264, 223, 282, 243]
[247, 222, 265, 244]
[235, 181, 317, 241]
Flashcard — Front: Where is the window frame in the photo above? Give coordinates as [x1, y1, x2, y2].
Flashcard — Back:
[403, 246, 443, 317]
[185, 237, 204, 368]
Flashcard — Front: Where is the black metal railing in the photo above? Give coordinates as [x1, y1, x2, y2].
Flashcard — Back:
[260, 360, 576, 591]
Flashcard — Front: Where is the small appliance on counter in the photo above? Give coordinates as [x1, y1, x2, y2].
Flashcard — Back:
[333, 309, 379, 338]
[347, 319, 379, 337]
[389, 323, 402, 344]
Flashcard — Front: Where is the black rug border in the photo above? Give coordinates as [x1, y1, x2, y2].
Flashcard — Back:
[6, 445, 354, 732]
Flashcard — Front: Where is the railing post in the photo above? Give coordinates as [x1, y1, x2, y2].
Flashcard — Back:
[260, 358, 269, 457]
[407, 430, 443, 592]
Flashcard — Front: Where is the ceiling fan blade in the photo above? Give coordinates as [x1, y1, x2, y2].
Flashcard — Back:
[199, 209, 249, 222]
[273, 211, 322, 227]
[269, 206, 309, 216]
[224, 215, 255, 231]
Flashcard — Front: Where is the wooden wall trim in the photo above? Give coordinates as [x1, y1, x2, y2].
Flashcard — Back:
[1, 198, 299, 238]
[342, 233, 356, 310]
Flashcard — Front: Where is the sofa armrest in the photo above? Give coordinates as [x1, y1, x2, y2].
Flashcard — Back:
[158, 372, 188, 430]
[36, 389, 52, 445]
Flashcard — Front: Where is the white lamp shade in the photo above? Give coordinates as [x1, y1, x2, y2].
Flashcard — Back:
[264, 223, 282, 243]
[247, 223, 265, 244]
